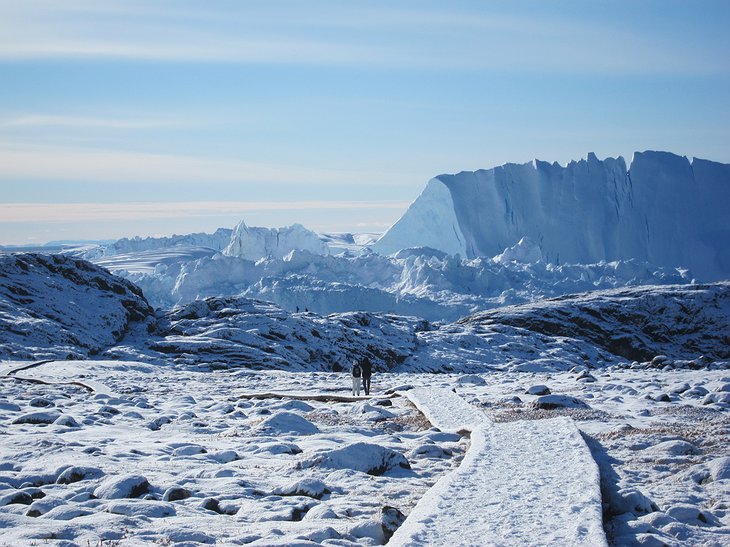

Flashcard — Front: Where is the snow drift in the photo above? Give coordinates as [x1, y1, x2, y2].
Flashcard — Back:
[373, 151, 730, 281]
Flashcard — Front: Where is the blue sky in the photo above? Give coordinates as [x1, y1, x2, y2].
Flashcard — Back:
[1, 0, 728, 244]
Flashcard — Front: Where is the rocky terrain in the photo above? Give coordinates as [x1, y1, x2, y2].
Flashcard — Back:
[0, 254, 153, 360]
[1, 255, 727, 378]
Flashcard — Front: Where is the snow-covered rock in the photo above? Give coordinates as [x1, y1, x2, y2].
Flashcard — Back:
[41, 505, 95, 520]
[106, 500, 176, 518]
[56, 467, 103, 485]
[681, 456, 730, 484]
[0, 491, 33, 507]
[0, 253, 153, 360]
[162, 487, 192, 502]
[461, 282, 730, 365]
[255, 412, 319, 436]
[143, 296, 420, 372]
[223, 221, 328, 260]
[612, 488, 659, 515]
[349, 519, 386, 543]
[93, 474, 150, 499]
[303, 503, 338, 520]
[455, 374, 486, 386]
[646, 440, 701, 457]
[300, 442, 411, 475]
[664, 504, 706, 524]
[526, 385, 551, 395]
[53, 415, 80, 428]
[532, 394, 590, 410]
[272, 478, 330, 499]
[11, 411, 62, 425]
[373, 151, 730, 281]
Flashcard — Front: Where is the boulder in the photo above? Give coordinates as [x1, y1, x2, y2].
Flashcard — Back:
[12, 411, 62, 425]
[273, 478, 330, 499]
[381, 505, 406, 541]
[255, 412, 319, 436]
[162, 487, 192, 502]
[56, 466, 104, 485]
[94, 474, 150, 499]
[300, 442, 410, 476]
[531, 395, 590, 410]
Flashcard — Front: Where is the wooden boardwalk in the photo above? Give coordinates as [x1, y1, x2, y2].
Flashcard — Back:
[391, 388, 607, 546]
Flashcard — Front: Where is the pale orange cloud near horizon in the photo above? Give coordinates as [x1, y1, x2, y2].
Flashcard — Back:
[0, 200, 411, 223]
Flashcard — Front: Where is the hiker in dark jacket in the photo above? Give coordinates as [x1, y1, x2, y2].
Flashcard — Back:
[351, 360, 362, 396]
[361, 357, 372, 395]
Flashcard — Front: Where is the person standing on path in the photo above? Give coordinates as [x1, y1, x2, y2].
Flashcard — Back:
[361, 357, 372, 396]
[351, 360, 362, 396]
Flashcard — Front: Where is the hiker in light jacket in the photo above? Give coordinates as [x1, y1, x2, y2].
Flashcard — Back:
[351, 360, 362, 396]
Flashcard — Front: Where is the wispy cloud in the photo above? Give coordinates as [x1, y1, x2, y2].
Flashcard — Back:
[1, 115, 185, 130]
[0, 1, 725, 75]
[0, 142, 414, 186]
[0, 200, 410, 223]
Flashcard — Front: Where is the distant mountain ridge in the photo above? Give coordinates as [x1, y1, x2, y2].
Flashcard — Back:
[373, 151, 730, 281]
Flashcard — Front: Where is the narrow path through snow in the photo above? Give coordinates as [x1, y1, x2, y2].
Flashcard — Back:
[0, 359, 55, 376]
[0, 360, 115, 395]
[237, 391, 384, 403]
[391, 388, 607, 546]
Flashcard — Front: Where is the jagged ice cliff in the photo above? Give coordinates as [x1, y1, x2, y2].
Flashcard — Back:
[372, 151, 730, 281]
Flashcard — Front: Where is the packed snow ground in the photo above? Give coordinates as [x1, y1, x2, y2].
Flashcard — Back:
[392, 389, 606, 546]
[0, 360, 463, 546]
[0, 360, 728, 546]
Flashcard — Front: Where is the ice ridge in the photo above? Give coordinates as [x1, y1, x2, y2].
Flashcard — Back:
[373, 151, 730, 281]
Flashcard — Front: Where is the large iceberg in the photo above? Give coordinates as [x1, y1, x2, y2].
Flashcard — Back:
[105, 228, 233, 256]
[372, 151, 730, 281]
[223, 221, 329, 260]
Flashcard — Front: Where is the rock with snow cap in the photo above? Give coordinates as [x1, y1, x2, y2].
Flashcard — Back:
[94, 474, 150, 499]
[299, 442, 410, 475]
[255, 412, 319, 436]
[525, 385, 551, 395]
[273, 478, 330, 499]
[531, 394, 590, 410]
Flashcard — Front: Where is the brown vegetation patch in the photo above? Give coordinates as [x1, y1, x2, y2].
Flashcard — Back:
[487, 403, 613, 423]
